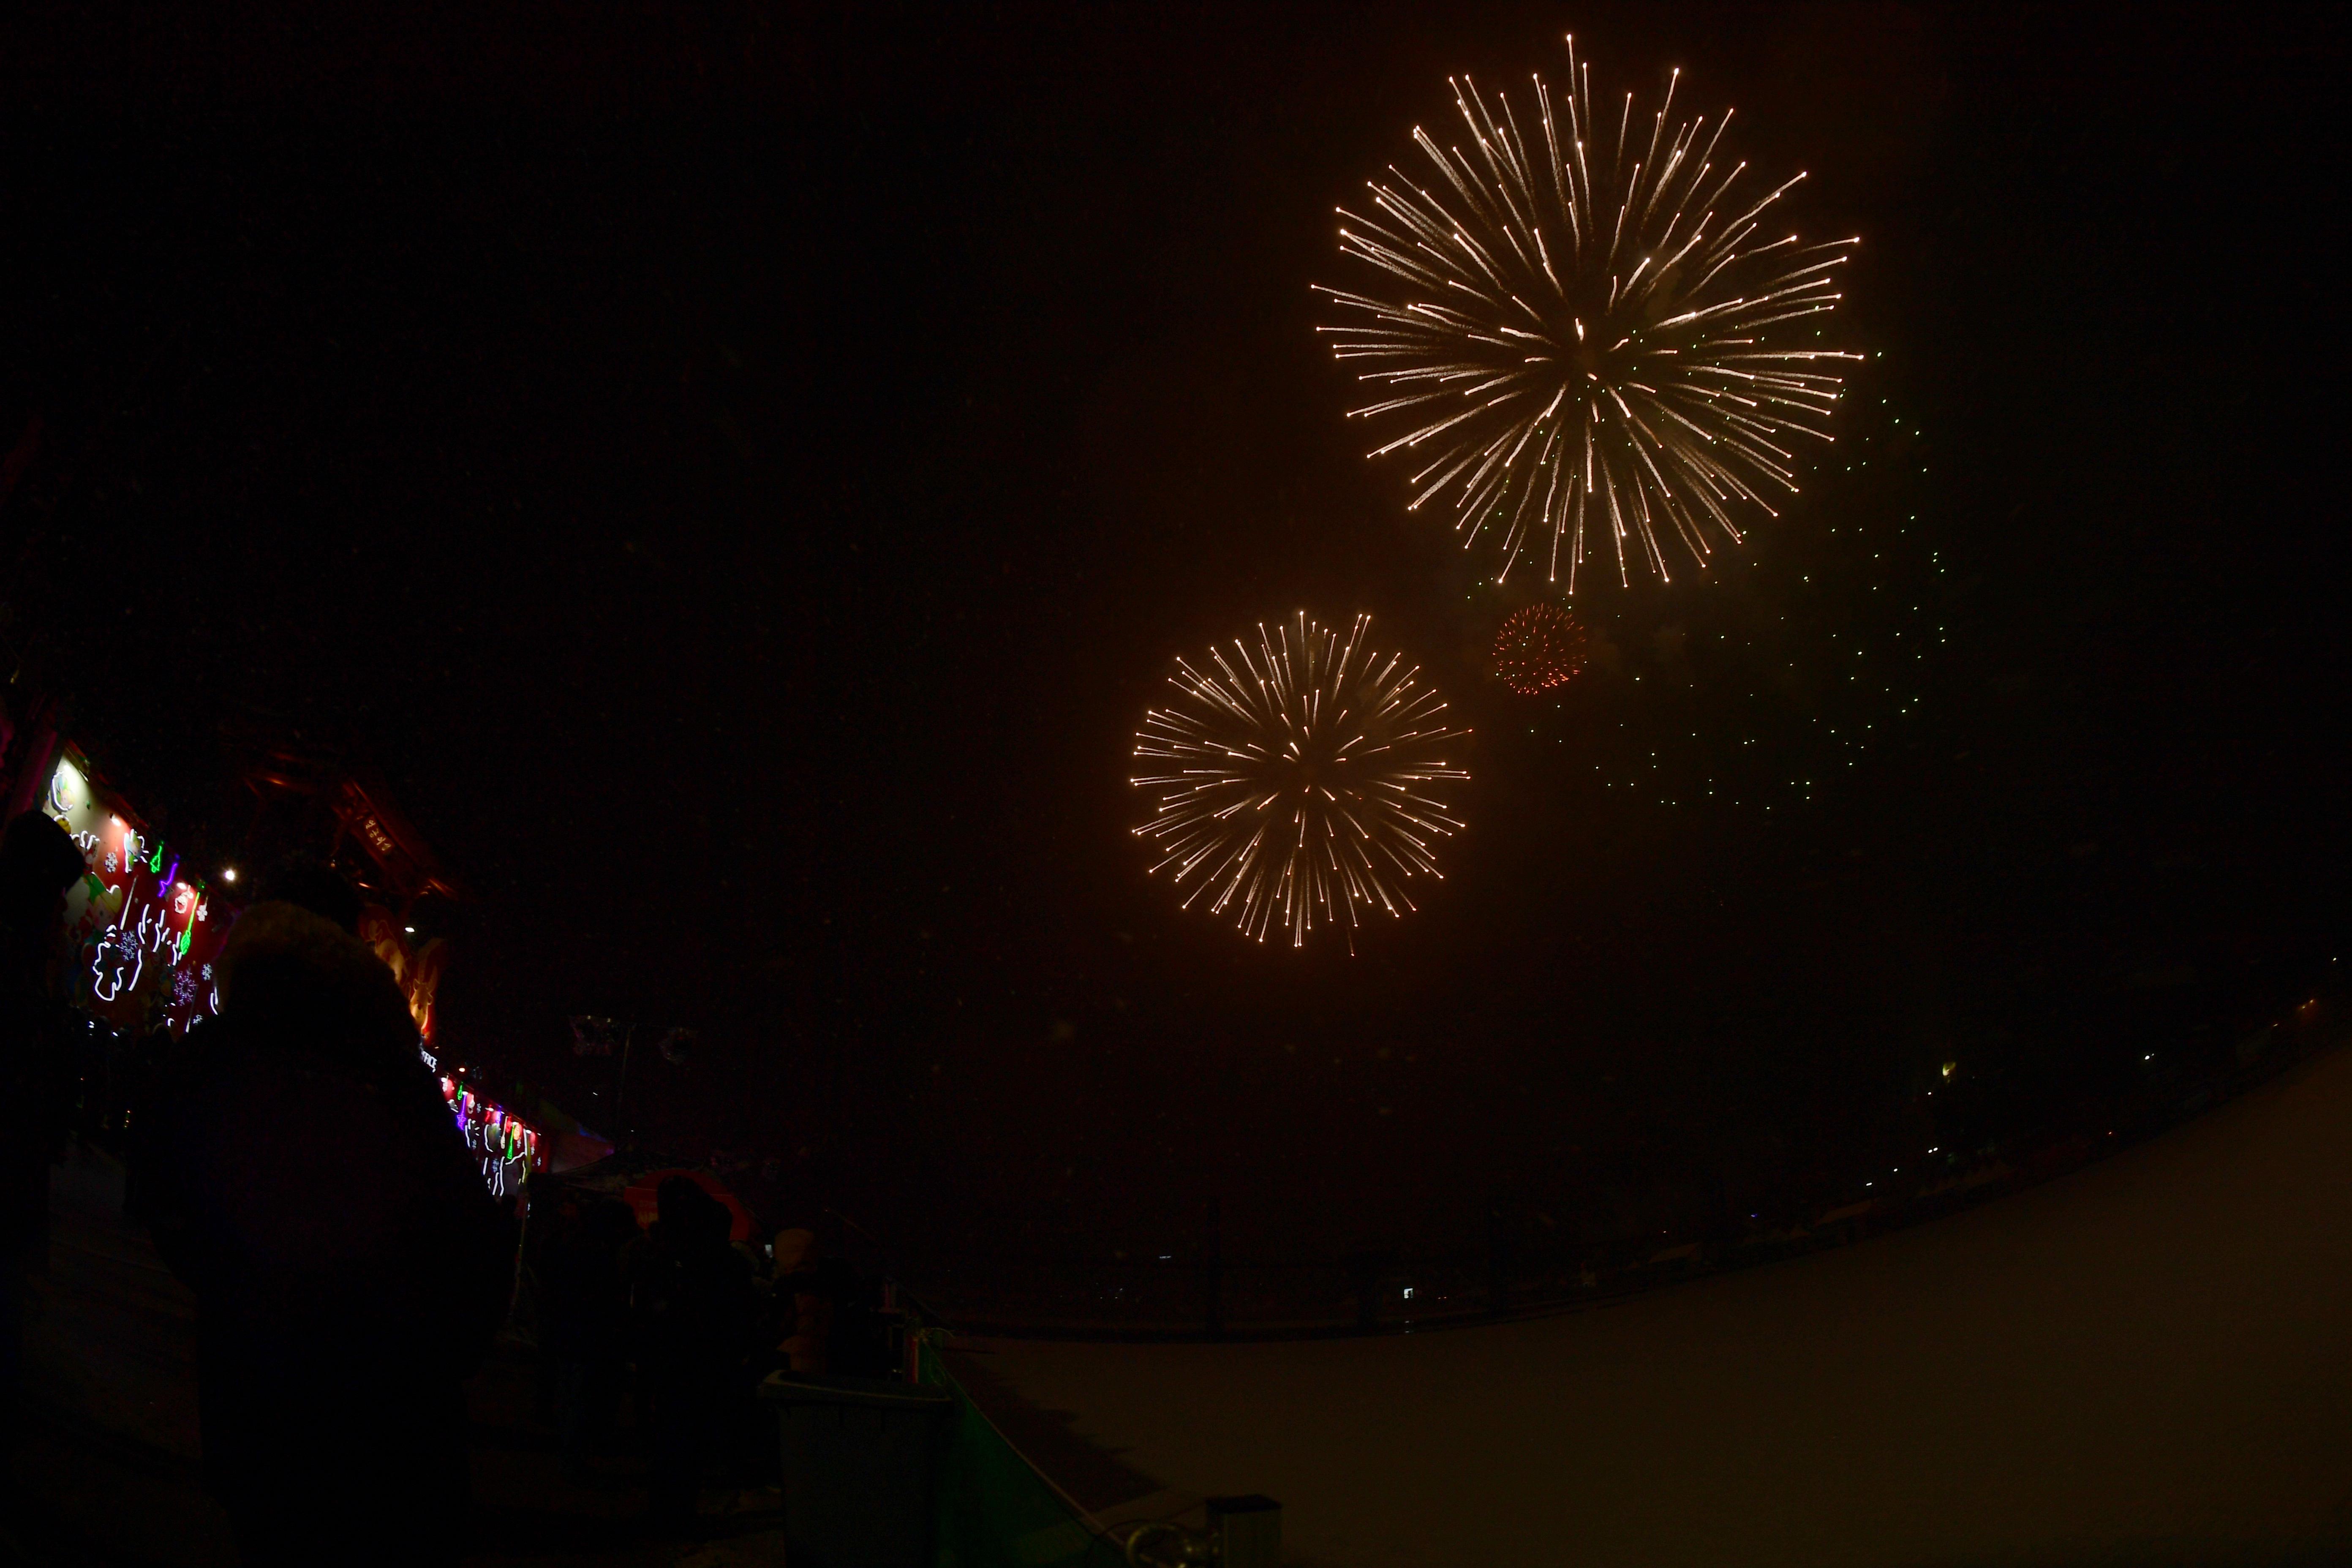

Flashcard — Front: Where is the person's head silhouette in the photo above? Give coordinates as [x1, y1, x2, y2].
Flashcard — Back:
[0, 810, 85, 961]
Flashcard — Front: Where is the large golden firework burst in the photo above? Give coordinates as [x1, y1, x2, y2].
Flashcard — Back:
[1318, 36, 1859, 591]
[1130, 612, 1469, 949]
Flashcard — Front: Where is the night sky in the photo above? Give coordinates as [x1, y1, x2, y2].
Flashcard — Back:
[5, 3, 2345, 1273]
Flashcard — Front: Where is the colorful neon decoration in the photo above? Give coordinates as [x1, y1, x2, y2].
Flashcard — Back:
[47, 760, 85, 816]
[90, 926, 143, 1002]
[438, 1073, 544, 1199]
[46, 757, 231, 1032]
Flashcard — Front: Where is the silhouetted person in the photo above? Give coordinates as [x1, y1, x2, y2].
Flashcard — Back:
[814, 1253, 894, 1377]
[544, 1195, 640, 1479]
[768, 1227, 833, 1375]
[0, 811, 86, 1447]
[634, 1176, 754, 1532]
[138, 896, 513, 1565]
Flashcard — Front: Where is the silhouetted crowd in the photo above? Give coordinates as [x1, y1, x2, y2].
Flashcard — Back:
[3, 809, 898, 1564]
[528, 1174, 898, 1533]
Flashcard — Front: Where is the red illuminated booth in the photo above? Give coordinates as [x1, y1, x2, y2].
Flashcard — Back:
[40, 750, 235, 1034]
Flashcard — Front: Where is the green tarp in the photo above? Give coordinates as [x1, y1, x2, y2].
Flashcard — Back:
[921, 1339, 1128, 1568]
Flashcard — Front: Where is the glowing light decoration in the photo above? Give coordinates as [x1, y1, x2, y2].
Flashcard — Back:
[440, 1074, 544, 1199]
[47, 759, 85, 816]
[45, 757, 231, 1030]
[1130, 611, 1469, 948]
[90, 926, 143, 1002]
[1492, 604, 1589, 694]
[1317, 37, 1859, 589]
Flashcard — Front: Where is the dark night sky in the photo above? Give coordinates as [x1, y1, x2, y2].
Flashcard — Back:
[4, 3, 2346, 1267]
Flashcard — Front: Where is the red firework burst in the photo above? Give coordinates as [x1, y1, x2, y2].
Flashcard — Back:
[1492, 605, 1588, 694]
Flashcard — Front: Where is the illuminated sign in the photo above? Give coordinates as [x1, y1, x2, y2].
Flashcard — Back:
[354, 812, 399, 861]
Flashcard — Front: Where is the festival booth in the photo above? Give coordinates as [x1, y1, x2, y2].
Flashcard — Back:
[41, 751, 236, 1034]
[28, 745, 457, 1043]
[20, 734, 610, 1219]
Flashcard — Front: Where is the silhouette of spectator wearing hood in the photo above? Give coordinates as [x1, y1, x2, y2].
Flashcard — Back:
[137, 860, 513, 1565]
[633, 1174, 755, 1532]
[542, 1193, 640, 1480]
[0, 811, 88, 1442]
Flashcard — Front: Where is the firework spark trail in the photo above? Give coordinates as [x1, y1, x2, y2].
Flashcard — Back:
[1317, 36, 1861, 591]
[1131, 612, 1469, 950]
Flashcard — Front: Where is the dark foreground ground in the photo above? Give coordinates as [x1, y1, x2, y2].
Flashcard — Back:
[2, 1146, 787, 1568]
[956, 1042, 2352, 1567]
[13, 1043, 2351, 1567]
